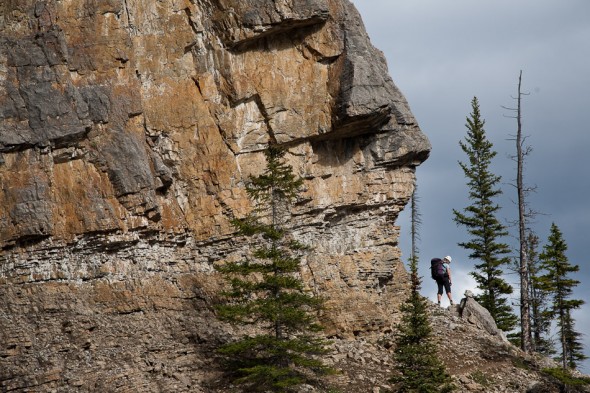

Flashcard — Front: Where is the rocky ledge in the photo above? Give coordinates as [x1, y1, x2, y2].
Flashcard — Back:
[310, 295, 589, 393]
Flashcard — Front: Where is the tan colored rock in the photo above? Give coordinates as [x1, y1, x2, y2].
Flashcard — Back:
[0, 0, 430, 391]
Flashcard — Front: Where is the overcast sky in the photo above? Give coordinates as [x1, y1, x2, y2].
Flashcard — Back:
[352, 0, 590, 372]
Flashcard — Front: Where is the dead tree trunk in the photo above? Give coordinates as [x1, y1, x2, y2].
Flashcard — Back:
[504, 70, 533, 352]
[515, 71, 532, 353]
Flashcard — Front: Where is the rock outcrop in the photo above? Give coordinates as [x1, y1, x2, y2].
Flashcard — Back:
[0, 0, 431, 391]
[458, 290, 508, 341]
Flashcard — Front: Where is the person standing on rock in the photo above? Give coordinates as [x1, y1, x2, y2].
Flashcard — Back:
[433, 256, 454, 306]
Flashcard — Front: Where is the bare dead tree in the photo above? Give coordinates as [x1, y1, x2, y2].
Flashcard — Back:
[502, 70, 536, 353]
[410, 183, 422, 262]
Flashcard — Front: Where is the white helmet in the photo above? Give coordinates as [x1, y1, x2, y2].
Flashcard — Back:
[444, 256, 452, 262]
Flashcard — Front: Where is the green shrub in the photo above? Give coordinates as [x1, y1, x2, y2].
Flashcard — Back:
[541, 367, 590, 387]
[511, 357, 531, 370]
[469, 370, 492, 387]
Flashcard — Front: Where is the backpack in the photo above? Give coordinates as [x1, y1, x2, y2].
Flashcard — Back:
[430, 258, 445, 280]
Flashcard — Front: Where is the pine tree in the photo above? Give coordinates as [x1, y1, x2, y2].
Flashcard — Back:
[392, 255, 454, 393]
[537, 223, 587, 370]
[526, 231, 555, 356]
[215, 145, 332, 391]
[391, 187, 454, 393]
[453, 97, 517, 332]
[562, 310, 587, 369]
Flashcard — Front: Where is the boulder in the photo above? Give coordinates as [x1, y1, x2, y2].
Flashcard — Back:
[459, 290, 508, 341]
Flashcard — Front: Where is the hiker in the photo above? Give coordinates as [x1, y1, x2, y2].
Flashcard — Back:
[432, 256, 454, 306]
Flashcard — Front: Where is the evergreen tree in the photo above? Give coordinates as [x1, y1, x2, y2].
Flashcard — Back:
[392, 255, 454, 393]
[563, 310, 587, 369]
[391, 187, 454, 393]
[215, 146, 332, 391]
[537, 223, 587, 370]
[526, 231, 555, 356]
[453, 97, 517, 332]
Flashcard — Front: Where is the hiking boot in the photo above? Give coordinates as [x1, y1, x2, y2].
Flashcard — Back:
[450, 300, 454, 306]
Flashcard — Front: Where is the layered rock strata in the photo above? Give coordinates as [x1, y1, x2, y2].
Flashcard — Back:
[0, 0, 430, 391]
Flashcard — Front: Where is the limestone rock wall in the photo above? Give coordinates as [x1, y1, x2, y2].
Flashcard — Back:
[0, 0, 430, 391]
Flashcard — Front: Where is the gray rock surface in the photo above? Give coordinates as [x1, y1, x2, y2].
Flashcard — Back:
[460, 290, 508, 341]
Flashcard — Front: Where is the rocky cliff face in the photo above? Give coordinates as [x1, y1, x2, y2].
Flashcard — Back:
[0, 0, 430, 391]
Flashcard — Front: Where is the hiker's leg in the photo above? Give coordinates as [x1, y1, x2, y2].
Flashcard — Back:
[437, 280, 443, 304]
[443, 278, 453, 305]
